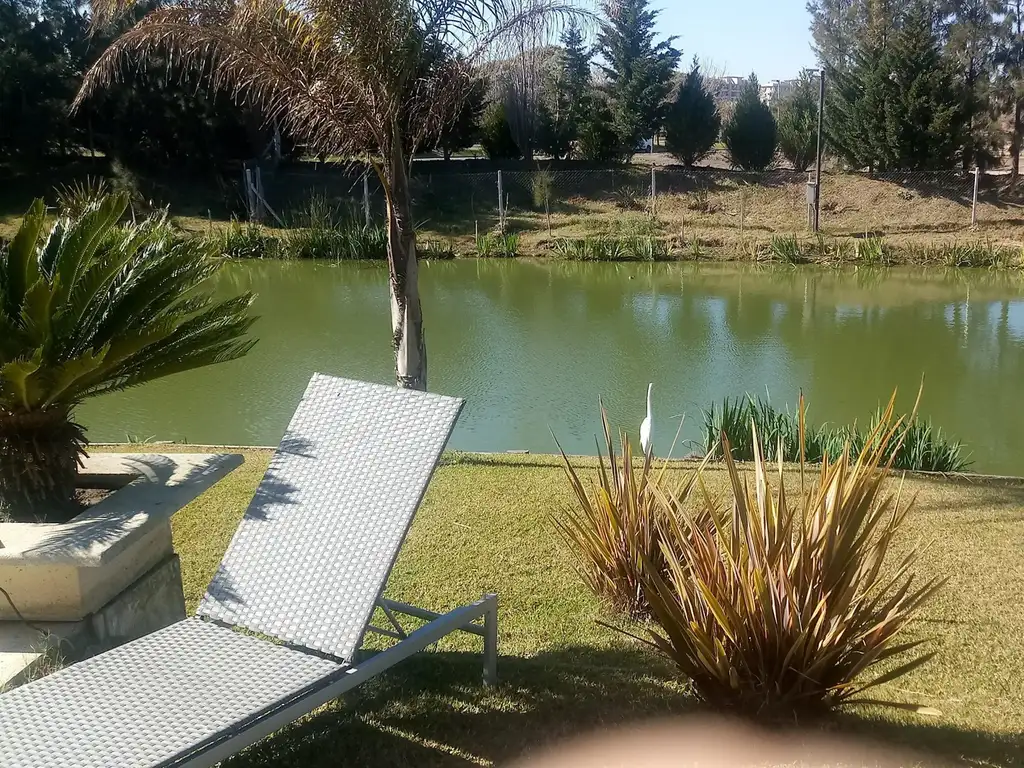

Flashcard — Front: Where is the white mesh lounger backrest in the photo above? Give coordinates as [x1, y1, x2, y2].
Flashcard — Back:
[198, 373, 464, 661]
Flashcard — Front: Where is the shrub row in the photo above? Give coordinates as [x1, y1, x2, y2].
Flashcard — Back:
[701, 395, 970, 473]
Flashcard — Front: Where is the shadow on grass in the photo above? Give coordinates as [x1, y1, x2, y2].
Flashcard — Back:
[226, 646, 1022, 768]
[227, 646, 693, 767]
[832, 713, 1024, 768]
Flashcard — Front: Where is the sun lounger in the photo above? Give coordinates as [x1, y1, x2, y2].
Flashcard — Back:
[0, 374, 496, 768]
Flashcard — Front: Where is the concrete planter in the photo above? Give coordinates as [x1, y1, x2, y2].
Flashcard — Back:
[0, 452, 242, 688]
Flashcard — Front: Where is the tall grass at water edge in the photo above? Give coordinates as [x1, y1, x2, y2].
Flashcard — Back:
[285, 195, 387, 260]
[218, 220, 283, 259]
[701, 395, 970, 473]
[205, 195, 389, 260]
[731, 234, 1024, 268]
[475, 230, 520, 258]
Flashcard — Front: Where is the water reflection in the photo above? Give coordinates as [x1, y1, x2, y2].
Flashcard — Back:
[78, 261, 1024, 475]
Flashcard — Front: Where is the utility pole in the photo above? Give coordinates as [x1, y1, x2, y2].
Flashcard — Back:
[813, 69, 825, 233]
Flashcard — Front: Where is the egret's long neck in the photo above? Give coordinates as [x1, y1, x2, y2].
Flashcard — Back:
[646, 385, 652, 417]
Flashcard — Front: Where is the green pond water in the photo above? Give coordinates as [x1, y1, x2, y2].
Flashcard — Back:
[80, 260, 1024, 476]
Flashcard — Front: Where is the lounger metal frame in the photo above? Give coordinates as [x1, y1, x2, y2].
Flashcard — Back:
[176, 594, 498, 768]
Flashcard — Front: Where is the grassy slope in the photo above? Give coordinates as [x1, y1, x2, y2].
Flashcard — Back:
[226, 171, 1024, 263]
[117, 446, 1024, 767]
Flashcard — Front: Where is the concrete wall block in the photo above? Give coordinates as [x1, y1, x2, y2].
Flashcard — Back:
[88, 554, 186, 652]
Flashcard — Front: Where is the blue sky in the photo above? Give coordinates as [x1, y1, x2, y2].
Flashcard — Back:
[654, 1, 817, 81]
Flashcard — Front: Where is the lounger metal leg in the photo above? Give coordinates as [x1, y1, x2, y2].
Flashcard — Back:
[483, 593, 498, 687]
[376, 594, 498, 685]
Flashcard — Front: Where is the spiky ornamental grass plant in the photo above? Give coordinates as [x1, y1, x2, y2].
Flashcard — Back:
[0, 194, 256, 522]
[639, 396, 945, 719]
[555, 405, 705, 619]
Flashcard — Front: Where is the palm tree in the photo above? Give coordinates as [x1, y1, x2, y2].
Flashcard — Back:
[0, 194, 255, 522]
[77, 0, 582, 390]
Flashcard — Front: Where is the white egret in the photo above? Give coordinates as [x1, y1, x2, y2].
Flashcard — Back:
[640, 383, 653, 455]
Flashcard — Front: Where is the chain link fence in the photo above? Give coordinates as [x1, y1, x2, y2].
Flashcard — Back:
[261, 164, 1012, 256]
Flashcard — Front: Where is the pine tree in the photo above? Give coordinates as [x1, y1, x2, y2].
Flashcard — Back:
[723, 74, 778, 171]
[996, 0, 1024, 187]
[663, 59, 720, 166]
[808, 0, 861, 70]
[561, 20, 591, 147]
[809, 0, 902, 69]
[880, 4, 962, 170]
[433, 78, 485, 161]
[828, 2, 964, 171]
[538, 20, 591, 159]
[943, 0, 1001, 169]
[826, 37, 888, 171]
[536, 99, 573, 158]
[479, 101, 521, 159]
[777, 75, 819, 171]
[577, 90, 625, 162]
[596, 0, 681, 152]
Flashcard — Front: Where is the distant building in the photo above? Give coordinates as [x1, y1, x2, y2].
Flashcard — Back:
[711, 70, 817, 106]
[761, 70, 819, 106]
[760, 79, 799, 105]
[709, 76, 746, 103]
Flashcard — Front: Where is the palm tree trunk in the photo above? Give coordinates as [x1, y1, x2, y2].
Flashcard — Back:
[386, 138, 427, 391]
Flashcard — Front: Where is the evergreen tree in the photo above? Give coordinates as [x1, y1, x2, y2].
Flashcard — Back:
[996, 0, 1024, 187]
[536, 99, 573, 158]
[880, 4, 962, 169]
[808, 0, 861, 70]
[776, 74, 819, 171]
[0, 0, 268, 174]
[828, 3, 963, 171]
[596, 0, 681, 152]
[0, 0, 87, 164]
[723, 74, 778, 171]
[826, 38, 887, 170]
[536, 21, 590, 158]
[432, 77, 485, 161]
[479, 101, 521, 159]
[943, 0, 1001, 169]
[577, 89, 626, 162]
[560, 20, 591, 153]
[663, 58, 720, 166]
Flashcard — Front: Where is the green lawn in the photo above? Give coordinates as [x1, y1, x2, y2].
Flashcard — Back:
[138, 447, 1024, 766]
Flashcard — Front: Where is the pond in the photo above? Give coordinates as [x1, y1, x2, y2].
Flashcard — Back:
[80, 260, 1024, 476]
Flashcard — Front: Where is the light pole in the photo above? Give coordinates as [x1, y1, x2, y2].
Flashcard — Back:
[813, 69, 825, 233]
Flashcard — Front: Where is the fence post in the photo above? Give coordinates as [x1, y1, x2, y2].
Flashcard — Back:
[363, 173, 371, 229]
[813, 68, 825, 233]
[972, 168, 980, 226]
[254, 167, 266, 222]
[806, 173, 815, 230]
[740, 189, 746, 236]
[650, 166, 657, 217]
[497, 170, 505, 231]
[243, 167, 255, 221]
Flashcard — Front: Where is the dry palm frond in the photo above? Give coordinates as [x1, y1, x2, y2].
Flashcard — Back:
[76, 0, 591, 390]
[78, 0, 590, 181]
[640, 393, 945, 718]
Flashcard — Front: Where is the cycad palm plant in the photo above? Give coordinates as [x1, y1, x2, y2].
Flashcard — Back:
[0, 194, 256, 522]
